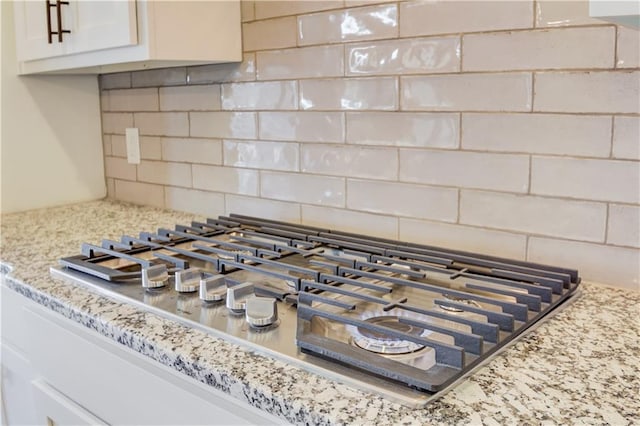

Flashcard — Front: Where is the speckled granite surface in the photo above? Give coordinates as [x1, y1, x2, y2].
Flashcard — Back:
[1, 200, 638, 425]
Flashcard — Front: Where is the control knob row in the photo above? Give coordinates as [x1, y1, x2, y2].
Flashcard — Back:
[141, 267, 278, 327]
[227, 282, 278, 328]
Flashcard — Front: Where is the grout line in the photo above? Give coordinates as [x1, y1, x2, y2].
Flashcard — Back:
[458, 34, 464, 72]
[396, 147, 400, 182]
[524, 234, 530, 260]
[527, 155, 532, 194]
[613, 25, 619, 68]
[604, 203, 610, 244]
[530, 72, 536, 112]
[343, 177, 348, 209]
[456, 188, 461, 224]
[609, 116, 615, 158]
[342, 110, 347, 143]
[458, 112, 463, 149]
[396, 75, 402, 111]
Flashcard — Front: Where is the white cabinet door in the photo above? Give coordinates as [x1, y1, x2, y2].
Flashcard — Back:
[0, 343, 38, 426]
[14, 0, 137, 62]
[31, 379, 107, 426]
[23, 305, 284, 425]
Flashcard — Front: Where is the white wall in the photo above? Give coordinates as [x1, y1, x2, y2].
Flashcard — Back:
[0, 1, 105, 213]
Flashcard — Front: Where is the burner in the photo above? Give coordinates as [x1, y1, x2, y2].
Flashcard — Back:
[352, 316, 426, 355]
[437, 294, 482, 312]
[216, 249, 253, 260]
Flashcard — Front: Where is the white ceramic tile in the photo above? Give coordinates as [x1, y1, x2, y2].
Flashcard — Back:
[192, 165, 259, 196]
[259, 112, 344, 142]
[255, 1, 341, 20]
[608, 204, 640, 248]
[131, 68, 186, 88]
[243, 16, 297, 51]
[114, 180, 164, 209]
[110, 135, 126, 157]
[301, 144, 397, 180]
[164, 187, 225, 218]
[261, 171, 345, 207]
[104, 88, 158, 112]
[462, 113, 612, 157]
[534, 71, 640, 114]
[102, 135, 112, 156]
[134, 112, 189, 137]
[347, 112, 458, 148]
[113, 136, 162, 160]
[226, 194, 301, 223]
[223, 140, 299, 171]
[100, 72, 131, 90]
[221, 81, 297, 110]
[299, 77, 397, 111]
[400, 149, 529, 193]
[100, 91, 109, 113]
[460, 190, 607, 242]
[104, 157, 136, 181]
[531, 157, 640, 203]
[241, 0, 255, 22]
[159, 85, 221, 111]
[102, 113, 133, 134]
[137, 161, 192, 187]
[612, 116, 640, 160]
[190, 112, 257, 139]
[298, 4, 397, 46]
[257, 45, 344, 80]
[138, 137, 163, 160]
[106, 178, 115, 198]
[399, 218, 527, 259]
[401, 73, 532, 112]
[535, 0, 608, 27]
[346, 36, 460, 76]
[347, 179, 458, 222]
[617, 26, 640, 69]
[400, 0, 533, 37]
[302, 205, 398, 239]
[345, 0, 396, 6]
[528, 237, 640, 290]
[187, 53, 256, 84]
[162, 138, 222, 165]
[463, 27, 614, 71]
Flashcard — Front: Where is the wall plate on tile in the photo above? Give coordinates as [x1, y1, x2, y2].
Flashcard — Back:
[125, 128, 140, 164]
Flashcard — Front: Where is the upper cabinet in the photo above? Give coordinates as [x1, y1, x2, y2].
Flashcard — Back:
[589, 0, 640, 28]
[13, 0, 242, 75]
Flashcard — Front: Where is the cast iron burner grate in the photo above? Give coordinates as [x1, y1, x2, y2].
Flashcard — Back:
[53, 213, 580, 404]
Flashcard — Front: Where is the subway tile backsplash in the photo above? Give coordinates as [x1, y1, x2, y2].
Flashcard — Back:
[100, 0, 640, 289]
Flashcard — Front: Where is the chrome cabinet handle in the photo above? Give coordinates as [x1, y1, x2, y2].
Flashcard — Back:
[45, 0, 71, 44]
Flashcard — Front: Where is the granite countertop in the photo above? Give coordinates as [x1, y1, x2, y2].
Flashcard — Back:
[1, 200, 638, 425]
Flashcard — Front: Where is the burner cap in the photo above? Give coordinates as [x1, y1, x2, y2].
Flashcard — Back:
[216, 249, 253, 260]
[352, 316, 426, 355]
[438, 294, 482, 312]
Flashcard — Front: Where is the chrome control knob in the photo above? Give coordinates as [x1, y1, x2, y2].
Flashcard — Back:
[142, 265, 168, 289]
[245, 297, 278, 328]
[226, 282, 254, 313]
[199, 274, 226, 302]
[174, 269, 200, 293]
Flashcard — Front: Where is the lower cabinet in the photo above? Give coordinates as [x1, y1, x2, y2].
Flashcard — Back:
[0, 285, 284, 425]
[1, 342, 38, 425]
[31, 379, 107, 425]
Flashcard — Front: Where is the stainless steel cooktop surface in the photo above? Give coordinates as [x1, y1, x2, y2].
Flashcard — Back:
[51, 214, 581, 407]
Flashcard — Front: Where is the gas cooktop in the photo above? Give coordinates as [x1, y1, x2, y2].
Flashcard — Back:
[51, 214, 581, 407]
